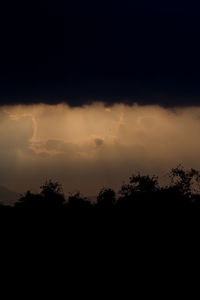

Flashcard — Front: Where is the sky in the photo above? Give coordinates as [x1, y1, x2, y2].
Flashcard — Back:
[0, 0, 200, 106]
[0, 1, 200, 195]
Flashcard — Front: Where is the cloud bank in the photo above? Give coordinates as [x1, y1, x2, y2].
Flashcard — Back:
[1, 103, 200, 195]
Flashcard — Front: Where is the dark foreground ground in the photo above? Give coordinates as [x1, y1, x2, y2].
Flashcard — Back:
[1, 167, 200, 296]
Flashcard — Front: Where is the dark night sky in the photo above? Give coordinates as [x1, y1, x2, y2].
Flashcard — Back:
[1, 0, 200, 106]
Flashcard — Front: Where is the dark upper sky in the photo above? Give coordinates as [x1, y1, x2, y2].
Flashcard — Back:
[1, 0, 200, 106]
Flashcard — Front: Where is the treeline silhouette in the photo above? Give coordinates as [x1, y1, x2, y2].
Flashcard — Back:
[1, 164, 200, 220]
[1, 164, 200, 283]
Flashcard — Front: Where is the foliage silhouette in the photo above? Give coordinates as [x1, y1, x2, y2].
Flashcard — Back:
[169, 164, 200, 197]
[67, 192, 91, 210]
[1, 165, 200, 224]
[40, 180, 64, 198]
[119, 173, 159, 198]
[15, 180, 65, 212]
[97, 188, 116, 208]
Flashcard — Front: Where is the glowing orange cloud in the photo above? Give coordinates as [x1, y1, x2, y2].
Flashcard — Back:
[1, 103, 200, 195]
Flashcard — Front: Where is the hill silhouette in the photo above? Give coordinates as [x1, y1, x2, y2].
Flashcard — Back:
[0, 185, 19, 206]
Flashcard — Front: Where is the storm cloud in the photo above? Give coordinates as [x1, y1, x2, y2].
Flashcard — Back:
[1, 1, 200, 107]
[1, 102, 200, 196]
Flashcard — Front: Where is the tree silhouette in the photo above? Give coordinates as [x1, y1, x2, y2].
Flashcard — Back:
[97, 188, 116, 208]
[15, 190, 43, 210]
[40, 180, 64, 197]
[67, 192, 91, 210]
[40, 179, 65, 208]
[15, 180, 65, 211]
[2, 164, 200, 222]
[169, 165, 200, 198]
[119, 173, 159, 199]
